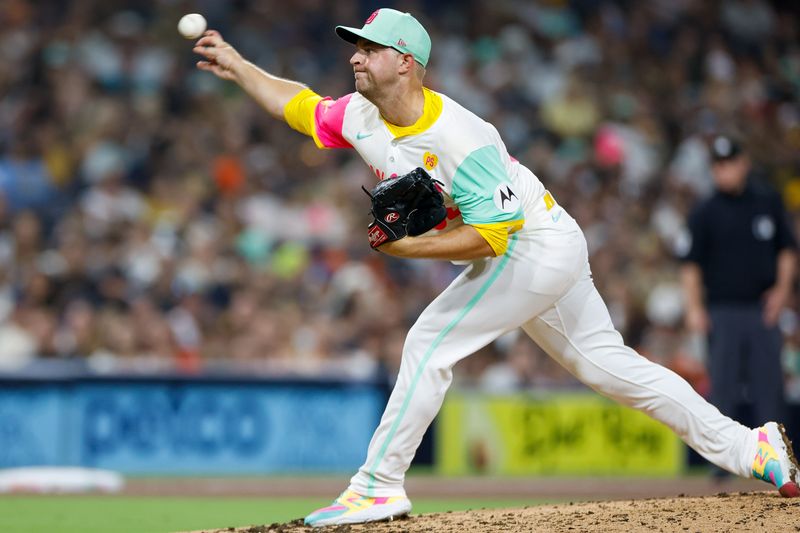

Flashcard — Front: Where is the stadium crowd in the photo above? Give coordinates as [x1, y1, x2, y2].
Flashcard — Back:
[1, 0, 799, 396]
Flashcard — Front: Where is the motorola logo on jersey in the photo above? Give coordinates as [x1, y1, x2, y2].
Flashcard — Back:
[493, 183, 520, 213]
[384, 212, 400, 223]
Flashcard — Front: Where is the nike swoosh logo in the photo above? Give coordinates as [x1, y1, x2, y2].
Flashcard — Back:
[551, 210, 563, 223]
[356, 131, 373, 140]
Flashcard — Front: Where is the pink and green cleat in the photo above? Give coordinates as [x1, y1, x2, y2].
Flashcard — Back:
[304, 489, 412, 527]
[751, 422, 800, 497]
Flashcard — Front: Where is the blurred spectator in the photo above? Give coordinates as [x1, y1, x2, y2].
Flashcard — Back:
[540, 73, 600, 139]
[0, 306, 39, 370]
[0, 0, 795, 395]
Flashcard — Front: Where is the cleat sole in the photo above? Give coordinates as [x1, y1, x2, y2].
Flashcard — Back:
[777, 424, 800, 498]
[779, 482, 800, 498]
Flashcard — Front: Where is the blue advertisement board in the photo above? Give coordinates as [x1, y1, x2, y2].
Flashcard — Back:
[0, 378, 385, 474]
[0, 388, 67, 467]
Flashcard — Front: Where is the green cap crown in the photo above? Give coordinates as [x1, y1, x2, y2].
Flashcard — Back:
[336, 8, 431, 67]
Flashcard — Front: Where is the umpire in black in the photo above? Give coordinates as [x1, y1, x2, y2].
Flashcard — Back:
[680, 134, 797, 428]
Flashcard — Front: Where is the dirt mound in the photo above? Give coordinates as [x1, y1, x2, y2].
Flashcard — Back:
[188, 492, 800, 533]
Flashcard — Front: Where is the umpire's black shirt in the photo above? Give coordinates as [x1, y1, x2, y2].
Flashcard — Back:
[683, 178, 797, 305]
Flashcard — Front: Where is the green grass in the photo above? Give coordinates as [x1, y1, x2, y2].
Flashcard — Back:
[0, 496, 549, 533]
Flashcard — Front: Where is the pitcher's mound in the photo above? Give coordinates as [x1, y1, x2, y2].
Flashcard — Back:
[191, 491, 800, 533]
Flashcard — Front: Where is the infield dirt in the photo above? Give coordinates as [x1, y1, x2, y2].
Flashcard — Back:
[187, 491, 800, 533]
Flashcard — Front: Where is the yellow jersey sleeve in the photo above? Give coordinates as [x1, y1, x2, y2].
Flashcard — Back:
[283, 88, 323, 145]
[471, 220, 525, 256]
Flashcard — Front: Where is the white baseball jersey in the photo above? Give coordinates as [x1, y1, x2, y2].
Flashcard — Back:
[283, 85, 759, 500]
[285, 87, 555, 255]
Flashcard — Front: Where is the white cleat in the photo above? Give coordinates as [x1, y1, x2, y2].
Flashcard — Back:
[303, 489, 412, 527]
[751, 422, 800, 497]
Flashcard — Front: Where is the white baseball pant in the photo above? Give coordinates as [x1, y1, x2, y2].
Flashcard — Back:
[349, 200, 756, 498]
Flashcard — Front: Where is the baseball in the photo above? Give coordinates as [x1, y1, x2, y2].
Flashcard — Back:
[177, 13, 206, 40]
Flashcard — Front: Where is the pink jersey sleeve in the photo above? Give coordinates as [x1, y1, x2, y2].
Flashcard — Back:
[314, 94, 354, 149]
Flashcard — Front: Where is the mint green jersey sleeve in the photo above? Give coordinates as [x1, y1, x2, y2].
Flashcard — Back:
[450, 145, 524, 224]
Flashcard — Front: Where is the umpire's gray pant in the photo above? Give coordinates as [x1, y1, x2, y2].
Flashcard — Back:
[708, 303, 785, 426]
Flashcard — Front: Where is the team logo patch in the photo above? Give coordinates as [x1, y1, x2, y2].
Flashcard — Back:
[384, 212, 400, 223]
[365, 10, 379, 24]
[423, 152, 438, 170]
[493, 183, 520, 213]
[753, 215, 775, 241]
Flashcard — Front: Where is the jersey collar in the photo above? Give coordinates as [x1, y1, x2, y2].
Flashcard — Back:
[382, 87, 442, 139]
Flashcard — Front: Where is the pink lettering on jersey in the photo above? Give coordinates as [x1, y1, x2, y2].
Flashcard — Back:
[366, 167, 398, 180]
[434, 207, 461, 230]
[314, 94, 353, 149]
[368, 164, 385, 180]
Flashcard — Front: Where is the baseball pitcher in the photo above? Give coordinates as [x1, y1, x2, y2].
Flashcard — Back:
[193, 8, 800, 527]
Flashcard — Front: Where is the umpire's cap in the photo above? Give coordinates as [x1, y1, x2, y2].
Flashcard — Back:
[710, 135, 743, 162]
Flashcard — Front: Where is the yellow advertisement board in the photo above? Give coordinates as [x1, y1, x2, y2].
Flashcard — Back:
[436, 392, 683, 476]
